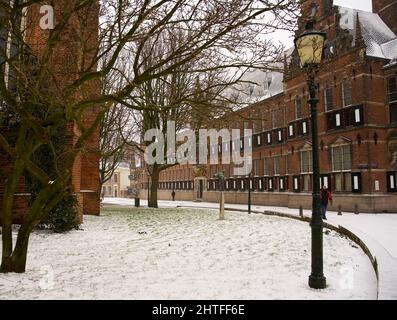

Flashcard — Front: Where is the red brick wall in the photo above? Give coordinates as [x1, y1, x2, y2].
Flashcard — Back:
[0, 1, 101, 224]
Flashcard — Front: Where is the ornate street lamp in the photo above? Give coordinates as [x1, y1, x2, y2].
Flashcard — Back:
[294, 20, 327, 289]
[215, 171, 226, 220]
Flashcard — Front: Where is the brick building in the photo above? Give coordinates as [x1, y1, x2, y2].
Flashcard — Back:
[137, 0, 397, 213]
[0, 1, 100, 224]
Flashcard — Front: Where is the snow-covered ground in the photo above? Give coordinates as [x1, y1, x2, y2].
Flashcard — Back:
[0, 207, 377, 300]
[104, 197, 397, 299]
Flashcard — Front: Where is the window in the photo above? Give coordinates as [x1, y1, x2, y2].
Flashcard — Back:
[295, 96, 302, 119]
[334, 173, 352, 192]
[387, 172, 397, 192]
[264, 158, 270, 176]
[303, 175, 311, 192]
[288, 124, 294, 138]
[302, 121, 308, 135]
[324, 85, 333, 111]
[351, 173, 361, 193]
[390, 102, 397, 124]
[271, 110, 277, 129]
[332, 145, 352, 171]
[300, 150, 312, 173]
[332, 144, 352, 192]
[276, 129, 283, 143]
[261, 115, 266, 131]
[388, 76, 397, 103]
[114, 174, 118, 183]
[267, 132, 272, 144]
[253, 159, 260, 176]
[210, 165, 217, 177]
[293, 176, 301, 192]
[274, 156, 280, 176]
[285, 155, 289, 175]
[279, 177, 286, 191]
[342, 80, 352, 107]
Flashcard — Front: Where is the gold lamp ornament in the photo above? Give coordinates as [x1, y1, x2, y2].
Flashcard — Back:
[294, 21, 326, 67]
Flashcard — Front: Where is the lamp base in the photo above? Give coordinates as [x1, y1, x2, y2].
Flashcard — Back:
[309, 275, 326, 289]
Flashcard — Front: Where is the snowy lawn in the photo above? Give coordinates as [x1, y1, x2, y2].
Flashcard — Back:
[0, 207, 377, 299]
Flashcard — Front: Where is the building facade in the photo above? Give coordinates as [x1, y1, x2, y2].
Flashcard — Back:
[102, 162, 131, 198]
[0, 1, 100, 224]
[137, 0, 397, 213]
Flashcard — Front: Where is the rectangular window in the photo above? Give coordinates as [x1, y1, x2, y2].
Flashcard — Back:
[293, 176, 301, 192]
[295, 96, 302, 119]
[335, 113, 341, 127]
[342, 80, 352, 107]
[303, 175, 311, 191]
[268, 178, 274, 191]
[274, 156, 280, 176]
[288, 124, 294, 137]
[351, 172, 361, 193]
[324, 86, 333, 111]
[388, 76, 397, 103]
[253, 159, 259, 176]
[279, 177, 285, 191]
[272, 110, 277, 129]
[355, 108, 361, 123]
[387, 172, 397, 192]
[277, 129, 283, 143]
[114, 174, 118, 183]
[332, 145, 352, 171]
[302, 121, 307, 135]
[285, 155, 289, 175]
[267, 132, 272, 144]
[300, 150, 312, 173]
[256, 134, 261, 146]
[390, 102, 397, 124]
[264, 158, 270, 176]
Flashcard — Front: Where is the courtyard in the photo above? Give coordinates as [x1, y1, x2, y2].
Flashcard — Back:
[0, 207, 377, 300]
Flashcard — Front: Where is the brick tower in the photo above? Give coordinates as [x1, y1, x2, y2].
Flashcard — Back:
[0, 1, 100, 224]
[25, 1, 101, 219]
[373, 0, 397, 34]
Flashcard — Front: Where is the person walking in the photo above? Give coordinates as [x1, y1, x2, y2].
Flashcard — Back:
[171, 190, 176, 201]
[320, 186, 333, 220]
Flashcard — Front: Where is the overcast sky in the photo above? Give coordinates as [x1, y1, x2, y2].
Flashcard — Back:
[278, 0, 373, 48]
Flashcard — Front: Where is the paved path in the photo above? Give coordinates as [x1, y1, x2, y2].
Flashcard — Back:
[103, 197, 397, 299]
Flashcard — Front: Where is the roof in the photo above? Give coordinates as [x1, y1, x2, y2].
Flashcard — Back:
[229, 64, 284, 105]
[337, 6, 397, 59]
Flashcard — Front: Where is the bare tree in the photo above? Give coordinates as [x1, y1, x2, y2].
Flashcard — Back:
[0, 0, 298, 273]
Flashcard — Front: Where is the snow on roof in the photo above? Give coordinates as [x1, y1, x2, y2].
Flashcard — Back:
[337, 6, 397, 59]
[231, 65, 284, 105]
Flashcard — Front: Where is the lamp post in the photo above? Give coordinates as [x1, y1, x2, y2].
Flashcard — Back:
[248, 172, 252, 215]
[294, 20, 327, 289]
[147, 171, 150, 206]
[215, 171, 226, 220]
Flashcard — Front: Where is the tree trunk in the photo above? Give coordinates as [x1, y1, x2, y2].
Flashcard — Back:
[1, 158, 25, 273]
[149, 167, 159, 208]
[0, 225, 32, 273]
